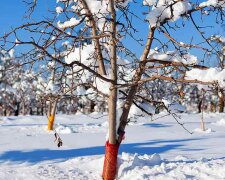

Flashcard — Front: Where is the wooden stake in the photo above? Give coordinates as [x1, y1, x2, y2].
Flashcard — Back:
[201, 89, 206, 131]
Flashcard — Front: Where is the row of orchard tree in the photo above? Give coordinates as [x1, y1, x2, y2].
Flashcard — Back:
[0, 51, 106, 115]
[0, 0, 225, 179]
[0, 46, 224, 117]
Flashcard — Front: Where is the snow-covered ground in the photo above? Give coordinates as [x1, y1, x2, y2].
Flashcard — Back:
[0, 113, 225, 179]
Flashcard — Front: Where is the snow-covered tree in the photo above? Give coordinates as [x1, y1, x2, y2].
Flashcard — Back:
[1, 0, 225, 179]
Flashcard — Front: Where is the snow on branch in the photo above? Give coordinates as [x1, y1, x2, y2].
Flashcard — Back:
[199, 0, 225, 8]
[185, 68, 225, 87]
[57, 17, 83, 29]
[148, 51, 198, 65]
[144, 0, 191, 27]
[210, 35, 225, 44]
[144, 0, 225, 27]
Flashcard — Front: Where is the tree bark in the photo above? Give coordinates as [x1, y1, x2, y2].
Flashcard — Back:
[218, 89, 224, 113]
[103, 26, 155, 180]
[4, 109, 7, 116]
[81, 0, 106, 75]
[14, 102, 20, 116]
[201, 90, 206, 131]
[29, 107, 33, 115]
[41, 104, 44, 116]
[102, 2, 118, 180]
[47, 100, 52, 117]
[22, 101, 26, 115]
[198, 100, 202, 113]
[108, 0, 117, 145]
[118, 28, 155, 142]
[210, 102, 216, 112]
[48, 99, 58, 130]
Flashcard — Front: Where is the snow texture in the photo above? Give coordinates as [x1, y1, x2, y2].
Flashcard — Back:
[148, 51, 198, 65]
[57, 17, 81, 29]
[199, 0, 225, 8]
[65, 44, 94, 65]
[212, 118, 225, 127]
[193, 128, 213, 134]
[185, 68, 225, 87]
[210, 35, 225, 43]
[93, 77, 110, 95]
[0, 113, 225, 179]
[55, 123, 75, 134]
[143, 0, 157, 6]
[56, 6, 63, 14]
[145, 0, 191, 27]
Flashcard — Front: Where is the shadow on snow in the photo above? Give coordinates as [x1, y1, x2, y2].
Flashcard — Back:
[142, 123, 172, 128]
[0, 138, 204, 164]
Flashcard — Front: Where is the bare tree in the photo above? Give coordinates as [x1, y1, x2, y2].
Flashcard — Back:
[1, 0, 225, 179]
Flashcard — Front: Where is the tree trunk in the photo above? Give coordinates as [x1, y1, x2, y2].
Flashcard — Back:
[102, 1, 118, 180]
[4, 109, 7, 116]
[201, 94, 205, 131]
[22, 101, 26, 115]
[218, 89, 224, 113]
[47, 99, 58, 130]
[102, 26, 155, 179]
[41, 104, 44, 116]
[37, 107, 40, 115]
[198, 100, 202, 113]
[201, 115, 206, 131]
[47, 101, 52, 117]
[14, 102, 20, 116]
[81, 0, 106, 76]
[210, 102, 216, 112]
[29, 107, 33, 115]
[118, 28, 155, 141]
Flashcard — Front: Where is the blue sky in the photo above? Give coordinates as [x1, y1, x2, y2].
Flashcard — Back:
[0, 0, 56, 53]
[0, 0, 224, 66]
[0, 1, 55, 32]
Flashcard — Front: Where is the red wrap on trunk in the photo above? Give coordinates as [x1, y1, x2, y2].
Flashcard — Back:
[102, 141, 120, 180]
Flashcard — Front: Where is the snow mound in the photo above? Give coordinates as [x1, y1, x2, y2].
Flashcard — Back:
[193, 128, 213, 134]
[133, 153, 161, 166]
[3, 154, 225, 180]
[118, 153, 162, 178]
[55, 124, 75, 134]
[116, 154, 225, 180]
[212, 118, 225, 127]
[76, 111, 83, 115]
[174, 155, 189, 161]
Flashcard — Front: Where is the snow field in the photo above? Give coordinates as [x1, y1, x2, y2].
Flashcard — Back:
[0, 113, 225, 179]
